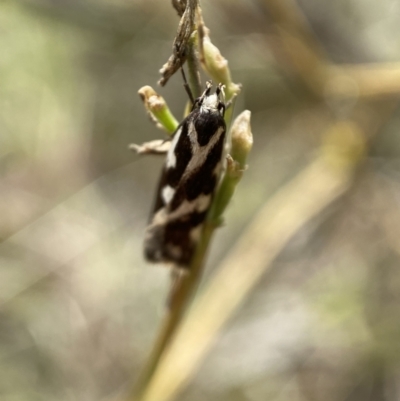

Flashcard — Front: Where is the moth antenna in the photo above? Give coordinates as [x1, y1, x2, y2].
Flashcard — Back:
[180, 67, 195, 106]
[197, 81, 213, 106]
[216, 83, 226, 103]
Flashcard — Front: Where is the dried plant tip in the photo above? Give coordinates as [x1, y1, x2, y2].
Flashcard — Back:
[139, 86, 166, 113]
[198, 26, 241, 99]
[172, 0, 187, 16]
[208, 112, 253, 221]
[130, 140, 171, 155]
[159, 0, 198, 86]
[138, 86, 179, 134]
[230, 110, 253, 169]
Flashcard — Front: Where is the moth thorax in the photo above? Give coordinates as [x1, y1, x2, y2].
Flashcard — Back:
[200, 93, 220, 113]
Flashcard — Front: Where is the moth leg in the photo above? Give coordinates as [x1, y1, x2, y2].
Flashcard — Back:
[129, 139, 171, 155]
[224, 93, 238, 110]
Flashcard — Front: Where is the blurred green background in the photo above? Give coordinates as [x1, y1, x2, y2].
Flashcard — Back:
[2, 0, 400, 400]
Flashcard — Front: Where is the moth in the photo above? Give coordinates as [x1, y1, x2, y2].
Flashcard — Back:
[144, 82, 226, 268]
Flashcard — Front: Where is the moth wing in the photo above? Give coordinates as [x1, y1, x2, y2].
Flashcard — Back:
[144, 108, 226, 267]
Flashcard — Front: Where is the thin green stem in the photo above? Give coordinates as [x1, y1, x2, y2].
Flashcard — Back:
[186, 35, 202, 99]
[131, 220, 218, 401]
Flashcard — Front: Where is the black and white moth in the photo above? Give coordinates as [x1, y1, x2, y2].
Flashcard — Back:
[144, 82, 226, 268]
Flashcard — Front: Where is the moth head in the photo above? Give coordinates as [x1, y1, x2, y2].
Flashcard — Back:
[194, 82, 226, 117]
